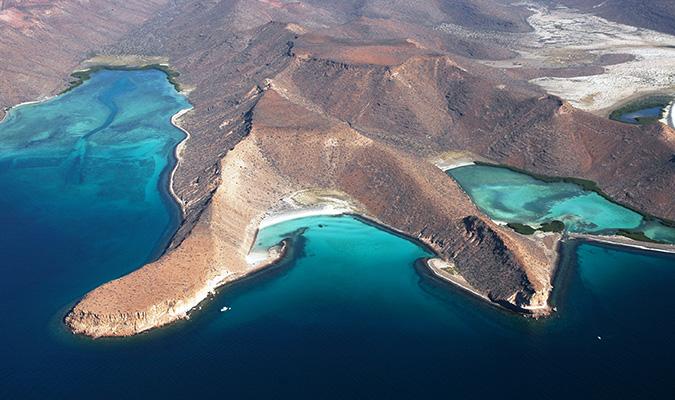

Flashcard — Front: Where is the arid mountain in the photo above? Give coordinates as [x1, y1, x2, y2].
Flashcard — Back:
[1, 0, 674, 336]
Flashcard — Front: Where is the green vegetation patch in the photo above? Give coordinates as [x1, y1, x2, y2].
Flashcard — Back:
[616, 229, 666, 244]
[507, 220, 564, 235]
[539, 220, 565, 233]
[507, 223, 536, 235]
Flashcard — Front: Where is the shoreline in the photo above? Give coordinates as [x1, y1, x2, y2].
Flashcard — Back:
[424, 258, 491, 302]
[251, 207, 556, 318]
[168, 107, 194, 215]
[660, 100, 675, 128]
[1, 94, 58, 124]
[598, 90, 675, 120]
[67, 239, 288, 339]
[424, 257, 553, 317]
[567, 233, 675, 254]
[461, 160, 675, 228]
[63, 62, 183, 94]
[257, 205, 353, 230]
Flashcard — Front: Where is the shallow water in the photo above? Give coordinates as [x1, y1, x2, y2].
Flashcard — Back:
[2, 71, 675, 398]
[448, 164, 675, 243]
[613, 105, 664, 124]
[609, 96, 670, 125]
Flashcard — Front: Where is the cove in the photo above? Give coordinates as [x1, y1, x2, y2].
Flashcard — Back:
[609, 95, 671, 125]
[448, 164, 675, 243]
[2, 71, 675, 399]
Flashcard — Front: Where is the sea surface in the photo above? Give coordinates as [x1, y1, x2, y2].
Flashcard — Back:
[449, 164, 675, 243]
[1, 70, 675, 399]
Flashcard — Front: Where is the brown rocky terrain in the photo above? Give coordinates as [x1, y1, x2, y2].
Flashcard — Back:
[272, 48, 675, 219]
[66, 89, 556, 337]
[1, 0, 673, 337]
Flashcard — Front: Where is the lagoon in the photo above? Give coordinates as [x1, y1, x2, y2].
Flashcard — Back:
[448, 164, 675, 243]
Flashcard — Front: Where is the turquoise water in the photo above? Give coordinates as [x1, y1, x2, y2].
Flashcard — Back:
[449, 164, 675, 243]
[2, 71, 675, 398]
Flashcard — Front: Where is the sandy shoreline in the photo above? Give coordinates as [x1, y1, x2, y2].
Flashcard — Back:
[168, 107, 193, 215]
[660, 100, 675, 129]
[436, 160, 475, 171]
[257, 205, 353, 230]
[425, 258, 491, 301]
[1, 94, 57, 124]
[568, 233, 675, 254]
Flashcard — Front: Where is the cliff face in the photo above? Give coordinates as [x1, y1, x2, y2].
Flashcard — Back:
[66, 89, 556, 337]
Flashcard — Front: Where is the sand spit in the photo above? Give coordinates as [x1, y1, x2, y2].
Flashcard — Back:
[426, 258, 490, 301]
[568, 233, 675, 254]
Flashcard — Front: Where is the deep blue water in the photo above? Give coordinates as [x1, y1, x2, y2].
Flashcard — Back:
[1, 71, 675, 399]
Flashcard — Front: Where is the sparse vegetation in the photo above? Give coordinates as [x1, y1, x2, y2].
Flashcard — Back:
[616, 229, 664, 244]
[540, 220, 565, 233]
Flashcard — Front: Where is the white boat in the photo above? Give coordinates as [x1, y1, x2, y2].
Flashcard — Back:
[220, 306, 231, 312]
